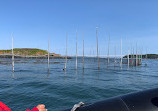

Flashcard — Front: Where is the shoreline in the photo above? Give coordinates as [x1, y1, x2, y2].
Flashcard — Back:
[0, 54, 157, 59]
[0, 54, 71, 59]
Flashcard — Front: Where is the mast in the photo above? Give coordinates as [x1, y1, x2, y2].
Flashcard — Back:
[65, 34, 67, 70]
[96, 27, 99, 69]
[11, 33, 14, 72]
[75, 31, 77, 70]
[83, 32, 84, 69]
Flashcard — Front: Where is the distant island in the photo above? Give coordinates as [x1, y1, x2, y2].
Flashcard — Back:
[0, 48, 70, 59]
[123, 54, 158, 59]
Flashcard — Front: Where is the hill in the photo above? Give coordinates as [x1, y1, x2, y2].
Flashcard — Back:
[0, 48, 70, 59]
[0, 48, 48, 56]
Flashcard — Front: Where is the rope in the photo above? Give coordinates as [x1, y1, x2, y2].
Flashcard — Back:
[71, 102, 84, 111]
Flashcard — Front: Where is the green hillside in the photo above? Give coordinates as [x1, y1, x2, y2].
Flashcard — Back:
[0, 48, 48, 56]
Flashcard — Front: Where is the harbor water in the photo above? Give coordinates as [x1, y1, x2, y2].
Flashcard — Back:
[0, 57, 157, 111]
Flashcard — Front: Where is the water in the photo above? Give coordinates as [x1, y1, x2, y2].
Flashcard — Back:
[0, 57, 158, 111]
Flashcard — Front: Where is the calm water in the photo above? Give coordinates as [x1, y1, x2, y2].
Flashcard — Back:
[0, 57, 158, 111]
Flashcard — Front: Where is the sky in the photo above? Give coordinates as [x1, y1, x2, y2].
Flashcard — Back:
[0, 0, 158, 56]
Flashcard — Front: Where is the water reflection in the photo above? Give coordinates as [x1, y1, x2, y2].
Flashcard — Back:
[47, 69, 50, 78]
[12, 72, 15, 78]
